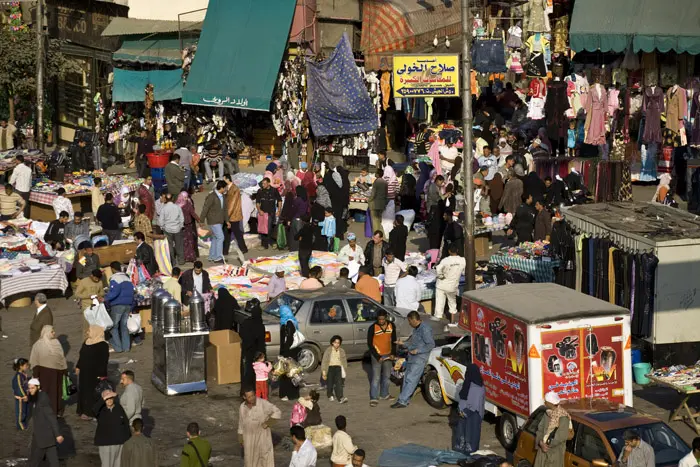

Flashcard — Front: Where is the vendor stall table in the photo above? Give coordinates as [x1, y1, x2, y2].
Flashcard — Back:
[0, 267, 68, 305]
[489, 254, 560, 283]
[647, 375, 700, 435]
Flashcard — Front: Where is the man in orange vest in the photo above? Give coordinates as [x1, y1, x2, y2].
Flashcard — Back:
[367, 309, 397, 407]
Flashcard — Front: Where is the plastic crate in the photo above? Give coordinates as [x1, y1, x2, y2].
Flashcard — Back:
[147, 152, 171, 169]
[151, 167, 165, 180]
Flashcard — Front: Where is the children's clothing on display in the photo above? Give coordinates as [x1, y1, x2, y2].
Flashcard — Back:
[507, 51, 524, 74]
[529, 78, 547, 98]
[527, 97, 546, 120]
[506, 23, 523, 49]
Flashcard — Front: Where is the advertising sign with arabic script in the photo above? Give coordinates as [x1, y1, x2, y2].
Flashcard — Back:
[393, 55, 460, 98]
[469, 301, 529, 417]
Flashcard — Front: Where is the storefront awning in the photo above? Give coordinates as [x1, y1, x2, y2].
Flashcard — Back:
[112, 68, 183, 102]
[113, 38, 183, 66]
[181, 0, 297, 111]
[570, 0, 700, 54]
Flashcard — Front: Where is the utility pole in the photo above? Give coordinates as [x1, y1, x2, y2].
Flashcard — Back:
[36, 0, 44, 151]
[461, 0, 475, 290]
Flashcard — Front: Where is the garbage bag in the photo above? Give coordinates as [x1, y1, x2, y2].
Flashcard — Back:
[378, 443, 469, 467]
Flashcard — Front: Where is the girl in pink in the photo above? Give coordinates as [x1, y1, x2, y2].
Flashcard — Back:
[252, 352, 272, 400]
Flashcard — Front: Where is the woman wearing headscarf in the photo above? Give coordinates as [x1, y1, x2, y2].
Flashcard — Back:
[454, 363, 486, 455]
[176, 190, 200, 262]
[652, 173, 673, 204]
[297, 162, 317, 199]
[287, 186, 310, 251]
[335, 166, 351, 237]
[279, 304, 300, 401]
[75, 325, 109, 420]
[323, 168, 347, 240]
[399, 166, 419, 214]
[497, 137, 513, 165]
[213, 287, 240, 331]
[240, 298, 266, 392]
[499, 166, 525, 215]
[264, 162, 285, 196]
[30, 325, 67, 416]
[416, 161, 432, 204]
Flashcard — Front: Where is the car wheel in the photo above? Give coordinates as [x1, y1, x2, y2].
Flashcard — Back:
[297, 344, 320, 372]
[421, 369, 446, 409]
[498, 412, 518, 451]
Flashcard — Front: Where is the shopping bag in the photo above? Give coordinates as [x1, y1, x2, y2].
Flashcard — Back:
[84, 303, 113, 331]
[62, 374, 77, 401]
[127, 313, 142, 334]
[258, 211, 269, 234]
[277, 223, 287, 249]
[290, 328, 306, 349]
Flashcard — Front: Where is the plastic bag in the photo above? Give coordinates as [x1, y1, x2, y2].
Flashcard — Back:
[62, 374, 77, 400]
[277, 223, 287, 249]
[258, 211, 269, 234]
[84, 303, 113, 331]
[333, 237, 340, 254]
[127, 313, 142, 334]
[290, 328, 306, 349]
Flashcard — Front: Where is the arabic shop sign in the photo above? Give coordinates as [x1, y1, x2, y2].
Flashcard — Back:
[393, 54, 460, 98]
[199, 96, 250, 108]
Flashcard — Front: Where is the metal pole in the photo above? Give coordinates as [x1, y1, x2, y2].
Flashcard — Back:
[461, 0, 475, 291]
[36, 0, 44, 151]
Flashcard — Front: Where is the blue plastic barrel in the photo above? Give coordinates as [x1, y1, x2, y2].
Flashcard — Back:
[633, 362, 651, 385]
[631, 349, 642, 365]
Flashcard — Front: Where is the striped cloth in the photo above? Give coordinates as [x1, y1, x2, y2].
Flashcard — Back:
[0, 267, 68, 303]
[28, 179, 141, 206]
[489, 254, 560, 283]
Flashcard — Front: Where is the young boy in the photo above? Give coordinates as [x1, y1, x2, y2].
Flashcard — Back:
[354, 167, 375, 190]
[319, 207, 337, 252]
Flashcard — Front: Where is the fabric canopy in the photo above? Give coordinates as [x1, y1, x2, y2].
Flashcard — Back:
[306, 34, 379, 137]
[181, 0, 296, 111]
[570, 0, 700, 54]
[113, 38, 183, 66]
[112, 68, 183, 102]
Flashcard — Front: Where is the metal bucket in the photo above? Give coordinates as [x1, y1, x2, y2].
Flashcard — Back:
[163, 298, 182, 334]
[189, 291, 207, 332]
[151, 288, 169, 329]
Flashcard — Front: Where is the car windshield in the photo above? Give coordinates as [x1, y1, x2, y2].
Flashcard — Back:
[264, 294, 304, 318]
[605, 423, 689, 466]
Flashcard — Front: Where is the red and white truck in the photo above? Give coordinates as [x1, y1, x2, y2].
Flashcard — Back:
[422, 283, 632, 450]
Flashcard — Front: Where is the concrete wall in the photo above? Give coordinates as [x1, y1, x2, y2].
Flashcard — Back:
[126, 0, 209, 20]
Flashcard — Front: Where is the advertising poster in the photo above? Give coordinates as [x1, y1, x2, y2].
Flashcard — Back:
[392, 55, 460, 98]
[541, 325, 624, 404]
[470, 302, 529, 417]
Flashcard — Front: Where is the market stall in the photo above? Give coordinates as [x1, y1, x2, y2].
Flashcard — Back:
[648, 365, 700, 435]
[489, 241, 560, 283]
[0, 149, 46, 179]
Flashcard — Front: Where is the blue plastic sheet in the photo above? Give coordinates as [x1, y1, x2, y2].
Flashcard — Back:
[378, 443, 469, 467]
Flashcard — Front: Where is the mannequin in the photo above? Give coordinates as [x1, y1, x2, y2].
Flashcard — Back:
[545, 63, 570, 157]
[584, 71, 608, 146]
[665, 84, 686, 136]
[642, 81, 664, 144]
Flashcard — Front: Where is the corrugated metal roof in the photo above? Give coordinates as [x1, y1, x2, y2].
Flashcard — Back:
[113, 38, 183, 66]
[102, 17, 202, 37]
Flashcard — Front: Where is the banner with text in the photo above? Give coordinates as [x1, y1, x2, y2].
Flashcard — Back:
[392, 54, 460, 98]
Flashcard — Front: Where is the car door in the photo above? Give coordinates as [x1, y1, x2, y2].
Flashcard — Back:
[345, 296, 383, 357]
[569, 423, 613, 467]
[307, 299, 354, 355]
[514, 407, 547, 466]
[441, 337, 472, 398]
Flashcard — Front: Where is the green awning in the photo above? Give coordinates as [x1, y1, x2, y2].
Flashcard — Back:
[570, 0, 700, 54]
[112, 68, 183, 102]
[113, 38, 183, 66]
[181, 0, 296, 111]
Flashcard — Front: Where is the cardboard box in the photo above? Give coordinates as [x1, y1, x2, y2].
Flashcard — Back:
[421, 299, 433, 315]
[140, 309, 152, 333]
[95, 242, 137, 266]
[206, 343, 241, 385]
[209, 329, 241, 346]
[474, 235, 491, 259]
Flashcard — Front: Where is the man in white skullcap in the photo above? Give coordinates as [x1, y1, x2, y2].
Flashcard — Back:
[534, 391, 571, 467]
[266, 266, 286, 301]
[27, 378, 63, 466]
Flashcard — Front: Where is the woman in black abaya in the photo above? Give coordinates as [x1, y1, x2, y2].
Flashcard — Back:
[213, 288, 240, 331]
[240, 298, 266, 391]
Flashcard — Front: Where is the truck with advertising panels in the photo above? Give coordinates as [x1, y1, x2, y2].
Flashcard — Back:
[422, 283, 632, 451]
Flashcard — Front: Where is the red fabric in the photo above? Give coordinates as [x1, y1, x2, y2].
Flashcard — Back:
[256, 380, 269, 400]
[137, 185, 155, 221]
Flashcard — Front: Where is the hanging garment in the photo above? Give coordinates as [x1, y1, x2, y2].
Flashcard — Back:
[527, 97, 546, 119]
[472, 40, 507, 73]
[608, 248, 616, 304]
[506, 23, 523, 48]
[552, 15, 568, 54]
[587, 237, 595, 297]
[507, 51, 524, 74]
[692, 93, 700, 145]
[381, 72, 391, 111]
[665, 86, 687, 135]
[584, 84, 608, 145]
[545, 80, 570, 143]
[642, 86, 664, 144]
[526, 0, 550, 33]
[526, 53, 547, 78]
[529, 78, 547, 98]
[607, 88, 620, 117]
[575, 234, 583, 292]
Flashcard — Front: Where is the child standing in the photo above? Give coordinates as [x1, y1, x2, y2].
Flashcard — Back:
[567, 120, 576, 157]
[252, 352, 272, 400]
[11, 358, 29, 430]
[321, 335, 348, 404]
[290, 387, 313, 426]
[319, 207, 336, 252]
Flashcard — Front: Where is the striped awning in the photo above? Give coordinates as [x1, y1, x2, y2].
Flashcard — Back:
[361, 0, 462, 70]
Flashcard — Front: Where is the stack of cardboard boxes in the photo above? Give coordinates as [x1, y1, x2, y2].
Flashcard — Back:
[206, 330, 242, 385]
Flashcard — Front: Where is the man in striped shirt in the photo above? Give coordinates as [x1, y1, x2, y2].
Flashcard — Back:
[0, 184, 25, 220]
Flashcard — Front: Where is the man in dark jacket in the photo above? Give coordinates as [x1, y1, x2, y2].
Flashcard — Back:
[164, 153, 186, 196]
[389, 214, 408, 261]
[27, 378, 63, 466]
[200, 181, 228, 263]
[256, 177, 282, 249]
[134, 232, 157, 276]
[507, 194, 536, 243]
[94, 390, 131, 466]
[367, 310, 397, 406]
[441, 211, 465, 258]
[129, 130, 156, 178]
[364, 230, 389, 276]
[368, 169, 388, 236]
[45, 211, 69, 249]
[179, 261, 212, 306]
[105, 262, 135, 353]
[96, 193, 122, 245]
[30, 293, 53, 347]
[534, 199, 552, 242]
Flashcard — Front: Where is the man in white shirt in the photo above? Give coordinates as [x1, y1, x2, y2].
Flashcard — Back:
[345, 448, 370, 467]
[679, 437, 700, 467]
[438, 141, 459, 174]
[435, 243, 466, 326]
[381, 251, 406, 307]
[289, 425, 317, 467]
[52, 188, 74, 220]
[337, 233, 365, 282]
[394, 266, 422, 312]
[477, 146, 498, 181]
[10, 155, 32, 218]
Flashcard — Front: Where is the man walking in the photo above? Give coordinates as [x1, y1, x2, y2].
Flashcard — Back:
[9, 154, 32, 218]
[200, 181, 227, 264]
[290, 424, 317, 467]
[238, 386, 281, 467]
[256, 177, 281, 249]
[364, 231, 389, 277]
[130, 129, 156, 178]
[158, 193, 185, 266]
[181, 422, 212, 467]
[30, 293, 53, 347]
[27, 378, 63, 467]
[367, 309, 396, 407]
[392, 311, 435, 408]
[105, 261, 135, 353]
[120, 419, 158, 467]
[175, 145, 193, 190]
[368, 168, 388, 236]
[224, 174, 248, 260]
[119, 370, 144, 424]
[435, 243, 466, 327]
[296, 215, 314, 278]
[381, 250, 406, 307]
[96, 193, 122, 244]
[164, 153, 185, 196]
